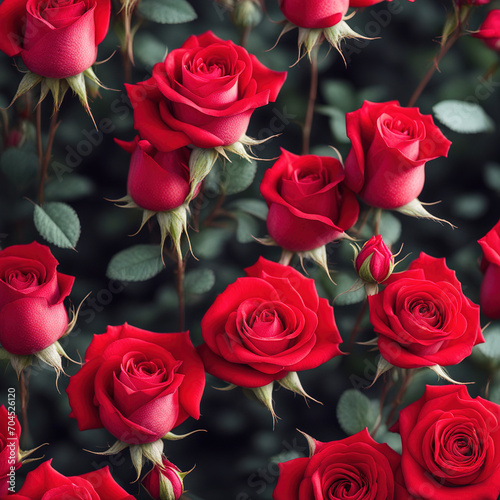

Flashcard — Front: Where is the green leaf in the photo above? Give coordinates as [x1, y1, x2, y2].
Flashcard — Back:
[321, 80, 354, 111]
[133, 33, 167, 67]
[433, 100, 495, 134]
[484, 162, 500, 193]
[452, 193, 488, 220]
[227, 199, 268, 220]
[184, 268, 216, 295]
[236, 211, 259, 243]
[44, 174, 95, 201]
[223, 157, 257, 195]
[106, 245, 164, 281]
[0, 147, 39, 186]
[336, 389, 377, 436]
[333, 272, 366, 306]
[379, 212, 402, 245]
[191, 227, 232, 260]
[477, 326, 500, 361]
[316, 106, 349, 143]
[33, 202, 81, 249]
[138, 0, 197, 24]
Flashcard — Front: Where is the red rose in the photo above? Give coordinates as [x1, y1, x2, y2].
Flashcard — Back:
[67, 323, 205, 444]
[125, 31, 287, 152]
[355, 234, 394, 284]
[344, 101, 452, 209]
[0, 459, 134, 499]
[0, 0, 110, 79]
[0, 241, 74, 355]
[478, 219, 500, 319]
[197, 257, 342, 388]
[273, 428, 411, 500]
[260, 148, 359, 252]
[116, 137, 192, 212]
[392, 385, 500, 500]
[142, 458, 184, 500]
[349, 0, 385, 7]
[474, 10, 500, 52]
[368, 253, 483, 368]
[0, 405, 20, 496]
[278, 0, 349, 28]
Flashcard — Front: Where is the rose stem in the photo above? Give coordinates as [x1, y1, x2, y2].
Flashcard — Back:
[373, 208, 382, 236]
[302, 46, 319, 155]
[35, 104, 43, 171]
[346, 298, 367, 352]
[370, 374, 394, 438]
[175, 255, 186, 331]
[38, 109, 60, 205]
[19, 368, 32, 449]
[407, 9, 471, 107]
[385, 368, 414, 428]
[240, 25, 252, 48]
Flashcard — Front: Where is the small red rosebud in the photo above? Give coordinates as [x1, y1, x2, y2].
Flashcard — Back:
[142, 458, 185, 500]
[474, 10, 500, 52]
[355, 235, 394, 284]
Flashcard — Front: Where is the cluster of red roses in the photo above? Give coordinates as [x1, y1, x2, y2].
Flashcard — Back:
[0, 0, 499, 498]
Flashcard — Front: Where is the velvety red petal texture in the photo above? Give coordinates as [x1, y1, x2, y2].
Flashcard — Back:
[2, 460, 133, 500]
[261, 148, 359, 252]
[393, 385, 500, 500]
[273, 429, 411, 500]
[0, 0, 110, 77]
[345, 101, 451, 209]
[127, 31, 286, 152]
[279, 0, 349, 28]
[368, 252, 483, 368]
[67, 324, 205, 445]
[0, 241, 74, 355]
[117, 136, 191, 212]
[474, 10, 500, 51]
[198, 257, 342, 388]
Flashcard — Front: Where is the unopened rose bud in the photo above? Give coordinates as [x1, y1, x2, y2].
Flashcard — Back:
[232, 0, 262, 28]
[142, 458, 185, 500]
[355, 235, 394, 284]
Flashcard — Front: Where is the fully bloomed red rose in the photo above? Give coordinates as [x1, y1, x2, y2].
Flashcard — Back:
[0, 405, 20, 496]
[260, 148, 359, 252]
[116, 137, 192, 212]
[478, 218, 500, 319]
[67, 323, 205, 444]
[273, 428, 411, 500]
[125, 31, 287, 152]
[368, 253, 483, 368]
[392, 385, 500, 500]
[278, 0, 349, 28]
[0, 241, 74, 355]
[0, 0, 110, 79]
[0, 459, 134, 500]
[474, 10, 500, 52]
[197, 257, 342, 388]
[344, 101, 451, 209]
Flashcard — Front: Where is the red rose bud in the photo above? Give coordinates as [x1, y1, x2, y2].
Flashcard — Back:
[0, 0, 111, 79]
[126, 31, 287, 153]
[355, 235, 394, 284]
[345, 100, 451, 209]
[474, 10, 500, 52]
[0, 241, 74, 356]
[279, 0, 349, 28]
[116, 137, 192, 213]
[142, 458, 185, 500]
[478, 218, 500, 319]
[260, 149, 359, 252]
